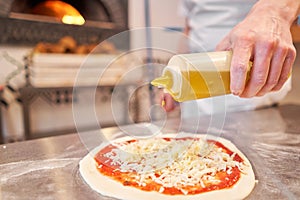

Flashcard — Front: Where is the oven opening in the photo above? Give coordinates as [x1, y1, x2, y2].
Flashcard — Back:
[9, 0, 115, 27]
[31, 1, 85, 25]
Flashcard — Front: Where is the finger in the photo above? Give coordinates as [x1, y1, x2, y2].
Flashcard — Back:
[163, 93, 176, 112]
[256, 47, 287, 96]
[272, 48, 296, 91]
[230, 41, 253, 96]
[240, 42, 273, 98]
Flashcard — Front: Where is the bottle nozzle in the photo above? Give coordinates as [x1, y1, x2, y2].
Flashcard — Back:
[151, 76, 171, 89]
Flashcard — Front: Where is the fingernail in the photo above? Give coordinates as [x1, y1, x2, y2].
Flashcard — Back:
[231, 90, 240, 96]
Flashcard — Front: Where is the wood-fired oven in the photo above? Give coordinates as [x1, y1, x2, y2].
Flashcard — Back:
[0, 0, 128, 45]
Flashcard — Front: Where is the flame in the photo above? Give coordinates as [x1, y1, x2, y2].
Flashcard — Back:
[31, 0, 85, 25]
[62, 15, 85, 25]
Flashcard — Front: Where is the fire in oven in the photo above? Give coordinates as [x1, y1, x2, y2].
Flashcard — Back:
[0, 0, 128, 44]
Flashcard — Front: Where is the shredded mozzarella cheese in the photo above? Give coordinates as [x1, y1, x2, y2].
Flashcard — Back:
[103, 136, 245, 194]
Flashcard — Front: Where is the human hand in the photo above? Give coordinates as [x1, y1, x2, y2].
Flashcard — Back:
[161, 93, 178, 112]
[216, 0, 298, 98]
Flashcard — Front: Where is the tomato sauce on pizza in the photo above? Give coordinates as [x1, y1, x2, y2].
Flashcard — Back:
[93, 137, 245, 195]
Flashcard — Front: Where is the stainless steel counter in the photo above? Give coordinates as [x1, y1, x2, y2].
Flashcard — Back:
[0, 104, 300, 200]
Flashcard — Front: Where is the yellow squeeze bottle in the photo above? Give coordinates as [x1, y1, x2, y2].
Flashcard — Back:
[151, 51, 251, 102]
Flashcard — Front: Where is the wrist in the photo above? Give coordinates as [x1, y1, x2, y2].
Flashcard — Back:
[254, 0, 300, 26]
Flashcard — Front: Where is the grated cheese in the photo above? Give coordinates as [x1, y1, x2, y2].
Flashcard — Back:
[103, 135, 245, 194]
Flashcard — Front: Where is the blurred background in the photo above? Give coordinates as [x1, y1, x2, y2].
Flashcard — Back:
[0, 0, 299, 144]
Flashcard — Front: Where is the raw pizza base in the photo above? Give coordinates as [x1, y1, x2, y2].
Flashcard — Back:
[79, 133, 255, 200]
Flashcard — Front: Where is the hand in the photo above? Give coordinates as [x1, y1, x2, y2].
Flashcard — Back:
[216, 0, 298, 98]
[161, 93, 178, 112]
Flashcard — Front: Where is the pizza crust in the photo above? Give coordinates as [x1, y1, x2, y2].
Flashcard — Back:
[79, 133, 255, 200]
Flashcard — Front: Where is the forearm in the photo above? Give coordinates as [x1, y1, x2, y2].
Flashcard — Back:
[254, 0, 300, 26]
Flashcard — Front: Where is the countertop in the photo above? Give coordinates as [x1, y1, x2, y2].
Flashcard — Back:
[0, 104, 300, 200]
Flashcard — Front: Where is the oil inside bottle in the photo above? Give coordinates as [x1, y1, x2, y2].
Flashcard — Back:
[151, 69, 230, 102]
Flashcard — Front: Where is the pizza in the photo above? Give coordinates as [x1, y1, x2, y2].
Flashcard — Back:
[79, 133, 255, 200]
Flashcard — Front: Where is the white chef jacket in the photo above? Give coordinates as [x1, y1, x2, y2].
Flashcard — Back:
[179, 0, 292, 118]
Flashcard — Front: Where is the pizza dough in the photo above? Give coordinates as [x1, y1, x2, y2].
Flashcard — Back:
[79, 133, 255, 200]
